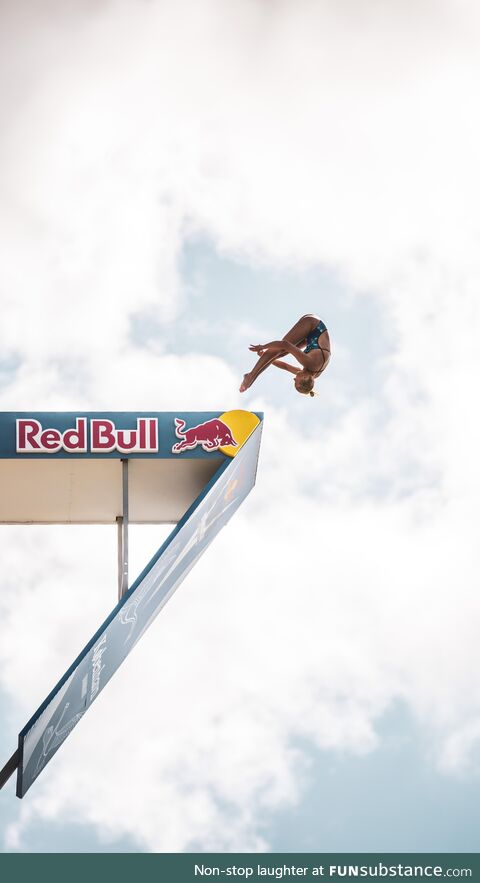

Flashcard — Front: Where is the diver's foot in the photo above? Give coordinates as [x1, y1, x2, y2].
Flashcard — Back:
[239, 374, 251, 393]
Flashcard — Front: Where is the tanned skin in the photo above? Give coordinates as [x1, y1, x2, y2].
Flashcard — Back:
[239, 314, 330, 394]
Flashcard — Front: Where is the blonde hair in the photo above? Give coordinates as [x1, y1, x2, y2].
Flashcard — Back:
[295, 375, 315, 396]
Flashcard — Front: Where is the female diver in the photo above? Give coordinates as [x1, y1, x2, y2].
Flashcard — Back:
[240, 314, 331, 397]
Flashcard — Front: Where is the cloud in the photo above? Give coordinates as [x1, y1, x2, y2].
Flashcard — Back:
[1, 0, 480, 853]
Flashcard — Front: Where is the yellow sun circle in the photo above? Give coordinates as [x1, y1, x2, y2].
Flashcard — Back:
[218, 410, 261, 457]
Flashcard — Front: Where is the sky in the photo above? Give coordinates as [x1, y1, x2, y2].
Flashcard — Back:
[1, 0, 480, 854]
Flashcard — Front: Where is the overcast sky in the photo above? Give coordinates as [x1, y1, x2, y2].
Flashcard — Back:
[1, 0, 480, 853]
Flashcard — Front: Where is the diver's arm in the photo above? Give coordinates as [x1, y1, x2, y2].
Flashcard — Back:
[267, 340, 314, 369]
[250, 340, 313, 368]
[272, 359, 300, 375]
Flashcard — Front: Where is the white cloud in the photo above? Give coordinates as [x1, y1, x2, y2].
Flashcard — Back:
[1, 0, 480, 852]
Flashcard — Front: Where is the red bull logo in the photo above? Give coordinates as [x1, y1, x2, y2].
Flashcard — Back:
[16, 417, 159, 454]
[172, 417, 238, 454]
[11, 411, 259, 459]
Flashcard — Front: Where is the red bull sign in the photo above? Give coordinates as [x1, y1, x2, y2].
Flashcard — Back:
[9, 411, 260, 459]
[16, 417, 159, 455]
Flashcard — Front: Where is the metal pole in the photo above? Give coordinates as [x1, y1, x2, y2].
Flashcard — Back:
[117, 459, 129, 600]
[117, 515, 124, 601]
[0, 748, 19, 790]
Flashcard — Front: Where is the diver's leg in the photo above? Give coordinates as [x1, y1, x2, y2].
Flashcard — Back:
[240, 315, 316, 391]
[240, 349, 280, 388]
[281, 314, 318, 346]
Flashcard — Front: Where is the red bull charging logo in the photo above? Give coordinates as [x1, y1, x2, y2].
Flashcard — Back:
[172, 417, 238, 454]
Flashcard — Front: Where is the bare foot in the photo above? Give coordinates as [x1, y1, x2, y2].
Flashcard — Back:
[239, 373, 251, 393]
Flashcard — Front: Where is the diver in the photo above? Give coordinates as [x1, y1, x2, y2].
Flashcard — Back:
[240, 314, 331, 397]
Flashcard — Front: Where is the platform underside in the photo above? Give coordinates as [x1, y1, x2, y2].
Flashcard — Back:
[0, 458, 222, 524]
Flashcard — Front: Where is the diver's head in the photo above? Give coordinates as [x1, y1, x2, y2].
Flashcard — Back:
[294, 371, 315, 397]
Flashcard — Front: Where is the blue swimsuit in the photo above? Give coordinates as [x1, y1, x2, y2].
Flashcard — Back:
[304, 320, 328, 353]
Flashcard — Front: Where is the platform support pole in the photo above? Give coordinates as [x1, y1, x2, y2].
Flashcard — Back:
[117, 458, 129, 600]
[0, 748, 19, 790]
